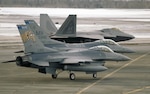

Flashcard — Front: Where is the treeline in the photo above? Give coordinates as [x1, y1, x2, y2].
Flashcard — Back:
[0, 0, 150, 8]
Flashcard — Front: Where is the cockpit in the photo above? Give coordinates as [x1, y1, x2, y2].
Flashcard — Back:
[89, 46, 114, 53]
[95, 39, 119, 45]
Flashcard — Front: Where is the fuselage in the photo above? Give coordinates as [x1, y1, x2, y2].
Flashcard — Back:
[44, 39, 134, 53]
[28, 48, 130, 64]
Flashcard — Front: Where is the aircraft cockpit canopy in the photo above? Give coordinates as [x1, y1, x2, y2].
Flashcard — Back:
[96, 39, 119, 45]
[89, 46, 114, 53]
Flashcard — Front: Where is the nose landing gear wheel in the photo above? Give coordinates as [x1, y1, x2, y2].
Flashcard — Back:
[52, 74, 57, 79]
[70, 73, 75, 80]
[93, 73, 97, 78]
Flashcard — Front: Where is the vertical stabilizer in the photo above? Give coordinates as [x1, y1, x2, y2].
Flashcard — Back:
[40, 14, 57, 35]
[24, 20, 64, 45]
[56, 15, 76, 37]
[17, 25, 56, 54]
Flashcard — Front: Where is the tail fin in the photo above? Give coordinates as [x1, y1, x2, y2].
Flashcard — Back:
[40, 14, 57, 35]
[17, 25, 56, 54]
[24, 20, 64, 45]
[55, 15, 76, 37]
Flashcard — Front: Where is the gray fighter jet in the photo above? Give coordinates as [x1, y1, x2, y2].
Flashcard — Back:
[2, 25, 130, 80]
[25, 20, 134, 53]
[40, 14, 134, 43]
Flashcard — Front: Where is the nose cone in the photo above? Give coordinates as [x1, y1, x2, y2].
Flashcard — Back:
[107, 45, 135, 53]
[122, 47, 135, 53]
[104, 52, 131, 61]
[128, 34, 135, 40]
[115, 53, 131, 61]
[122, 34, 135, 41]
[120, 34, 135, 41]
[116, 46, 135, 53]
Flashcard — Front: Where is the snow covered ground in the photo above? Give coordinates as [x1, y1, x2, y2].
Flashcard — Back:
[1, 7, 150, 18]
[0, 7, 150, 38]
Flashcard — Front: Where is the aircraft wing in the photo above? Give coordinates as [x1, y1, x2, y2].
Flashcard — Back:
[77, 32, 104, 39]
[101, 33, 116, 38]
[29, 58, 92, 65]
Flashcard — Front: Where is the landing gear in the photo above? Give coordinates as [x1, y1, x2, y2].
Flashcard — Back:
[51, 69, 63, 79]
[93, 73, 97, 78]
[102, 63, 105, 66]
[16, 56, 23, 66]
[69, 73, 75, 80]
[52, 74, 57, 79]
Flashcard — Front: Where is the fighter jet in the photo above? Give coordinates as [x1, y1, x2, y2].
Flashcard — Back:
[100, 28, 135, 42]
[25, 20, 134, 53]
[2, 25, 130, 80]
[40, 14, 134, 43]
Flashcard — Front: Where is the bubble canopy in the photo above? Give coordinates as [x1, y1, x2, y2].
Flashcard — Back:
[95, 39, 119, 45]
[89, 45, 114, 53]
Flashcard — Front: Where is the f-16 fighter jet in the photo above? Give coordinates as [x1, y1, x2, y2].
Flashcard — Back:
[2, 25, 130, 80]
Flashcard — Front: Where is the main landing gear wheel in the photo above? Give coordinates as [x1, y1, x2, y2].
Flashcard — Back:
[52, 74, 57, 79]
[70, 73, 75, 80]
[93, 73, 97, 78]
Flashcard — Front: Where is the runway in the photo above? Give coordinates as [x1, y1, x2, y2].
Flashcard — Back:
[0, 43, 150, 94]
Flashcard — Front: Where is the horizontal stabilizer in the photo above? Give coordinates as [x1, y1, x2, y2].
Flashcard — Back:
[2, 60, 16, 63]
[14, 50, 24, 53]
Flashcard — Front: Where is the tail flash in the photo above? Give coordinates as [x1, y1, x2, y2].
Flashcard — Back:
[17, 25, 56, 54]
[24, 20, 64, 45]
[25, 20, 51, 44]
[40, 14, 57, 35]
[56, 15, 76, 37]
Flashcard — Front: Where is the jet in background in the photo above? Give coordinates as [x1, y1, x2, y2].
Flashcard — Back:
[99, 28, 135, 42]
[40, 14, 135, 43]
[24, 20, 134, 53]
[2, 25, 130, 80]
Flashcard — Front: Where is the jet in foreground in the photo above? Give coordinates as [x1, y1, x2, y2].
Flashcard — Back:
[40, 14, 134, 43]
[3, 25, 130, 80]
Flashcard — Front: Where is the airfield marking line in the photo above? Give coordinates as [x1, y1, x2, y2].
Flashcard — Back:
[76, 52, 149, 94]
[123, 86, 150, 94]
[146, 86, 150, 89]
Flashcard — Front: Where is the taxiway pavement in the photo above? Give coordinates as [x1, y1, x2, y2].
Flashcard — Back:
[0, 42, 150, 94]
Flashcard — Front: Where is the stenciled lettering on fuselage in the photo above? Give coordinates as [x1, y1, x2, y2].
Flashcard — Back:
[21, 31, 35, 43]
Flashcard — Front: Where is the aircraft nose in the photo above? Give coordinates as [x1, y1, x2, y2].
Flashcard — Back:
[110, 45, 135, 53]
[126, 34, 135, 40]
[130, 34, 135, 39]
[120, 46, 135, 53]
[117, 53, 131, 61]
[124, 47, 135, 53]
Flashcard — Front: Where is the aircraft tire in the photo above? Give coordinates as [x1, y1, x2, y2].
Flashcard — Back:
[16, 56, 23, 66]
[52, 74, 57, 79]
[93, 73, 97, 78]
[70, 73, 75, 80]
